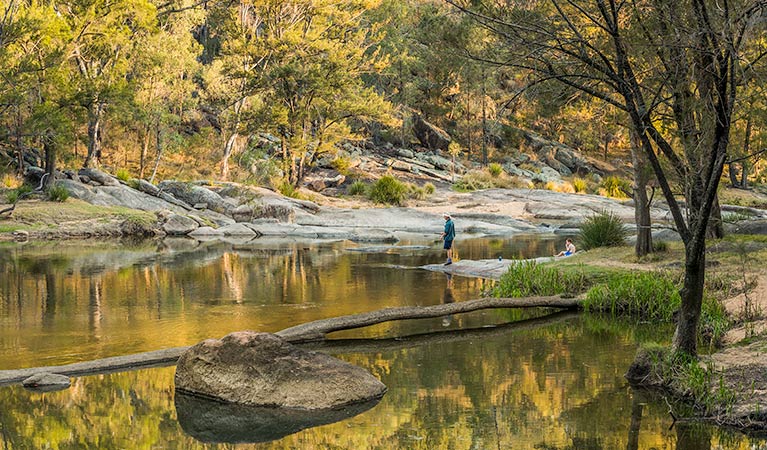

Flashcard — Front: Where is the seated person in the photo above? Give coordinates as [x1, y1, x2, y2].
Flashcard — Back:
[556, 238, 576, 257]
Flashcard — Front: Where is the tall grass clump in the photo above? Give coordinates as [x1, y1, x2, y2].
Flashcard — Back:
[578, 210, 628, 249]
[488, 162, 504, 177]
[583, 271, 680, 320]
[424, 182, 436, 195]
[572, 177, 588, 193]
[6, 184, 32, 203]
[276, 179, 301, 199]
[348, 180, 367, 196]
[494, 260, 589, 297]
[46, 184, 69, 202]
[599, 176, 631, 198]
[115, 168, 131, 182]
[369, 174, 407, 205]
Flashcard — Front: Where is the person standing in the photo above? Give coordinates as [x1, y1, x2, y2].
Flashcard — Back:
[441, 213, 456, 265]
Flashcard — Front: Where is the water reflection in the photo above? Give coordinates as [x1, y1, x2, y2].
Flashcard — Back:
[175, 393, 381, 444]
[0, 237, 764, 448]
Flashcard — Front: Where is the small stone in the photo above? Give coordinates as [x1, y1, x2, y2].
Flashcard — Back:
[22, 372, 71, 392]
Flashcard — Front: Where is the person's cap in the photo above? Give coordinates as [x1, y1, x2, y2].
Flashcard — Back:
[442, 212, 451, 218]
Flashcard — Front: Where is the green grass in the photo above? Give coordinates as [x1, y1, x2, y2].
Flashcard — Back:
[600, 175, 631, 198]
[488, 162, 504, 177]
[115, 168, 131, 182]
[572, 177, 587, 193]
[578, 210, 628, 250]
[494, 260, 591, 297]
[46, 184, 69, 202]
[582, 271, 680, 320]
[348, 180, 367, 196]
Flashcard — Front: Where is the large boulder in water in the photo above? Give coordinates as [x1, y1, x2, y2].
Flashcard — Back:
[174, 332, 387, 409]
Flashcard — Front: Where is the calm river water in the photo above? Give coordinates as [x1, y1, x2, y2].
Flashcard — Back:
[0, 235, 764, 449]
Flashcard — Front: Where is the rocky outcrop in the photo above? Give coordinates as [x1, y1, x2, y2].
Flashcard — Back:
[163, 214, 200, 236]
[159, 181, 235, 215]
[413, 115, 451, 151]
[78, 168, 120, 186]
[174, 331, 387, 409]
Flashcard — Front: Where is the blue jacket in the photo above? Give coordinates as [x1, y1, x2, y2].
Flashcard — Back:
[444, 219, 455, 241]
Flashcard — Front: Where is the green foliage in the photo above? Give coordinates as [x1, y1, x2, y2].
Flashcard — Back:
[454, 170, 530, 192]
[331, 157, 352, 175]
[653, 240, 669, 252]
[578, 211, 628, 249]
[115, 169, 131, 182]
[583, 271, 680, 320]
[46, 184, 69, 202]
[599, 176, 631, 199]
[276, 180, 300, 199]
[6, 185, 33, 204]
[368, 175, 407, 205]
[583, 271, 729, 347]
[424, 182, 436, 195]
[638, 346, 737, 416]
[494, 261, 589, 297]
[487, 162, 503, 177]
[572, 177, 587, 193]
[348, 180, 367, 196]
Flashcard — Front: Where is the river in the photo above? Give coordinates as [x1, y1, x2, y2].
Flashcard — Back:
[0, 236, 764, 449]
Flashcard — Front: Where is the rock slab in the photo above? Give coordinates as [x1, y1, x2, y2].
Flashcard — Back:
[22, 372, 71, 392]
[174, 332, 387, 409]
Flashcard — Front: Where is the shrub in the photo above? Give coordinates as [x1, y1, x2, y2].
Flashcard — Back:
[2, 174, 21, 189]
[276, 179, 300, 199]
[348, 180, 367, 196]
[6, 185, 32, 204]
[488, 162, 504, 177]
[578, 210, 628, 249]
[572, 177, 587, 193]
[406, 183, 428, 200]
[115, 168, 131, 182]
[494, 260, 589, 297]
[424, 182, 436, 195]
[653, 240, 669, 252]
[599, 176, 631, 198]
[331, 156, 352, 175]
[46, 184, 69, 202]
[368, 175, 407, 205]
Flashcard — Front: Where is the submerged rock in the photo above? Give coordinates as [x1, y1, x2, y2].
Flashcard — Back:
[22, 372, 71, 392]
[175, 392, 381, 444]
[174, 331, 387, 409]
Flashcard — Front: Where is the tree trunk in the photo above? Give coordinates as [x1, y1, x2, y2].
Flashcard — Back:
[706, 195, 724, 239]
[741, 160, 748, 189]
[149, 126, 163, 184]
[139, 125, 150, 179]
[728, 162, 740, 187]
[221, 132, 238, 181]
[84, 101, 104, 168]
[43, 132, 56, 189]
[481, 66, 488, 166]
[277, 295, 580, 342]
[631, 133, 653, 257]
[14, 107, 24, 177]
[672, 243, 706, 355]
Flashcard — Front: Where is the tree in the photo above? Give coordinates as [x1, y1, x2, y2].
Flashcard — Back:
[222, 0, 391, 186]
[62, 0, 156, 168]
[445, 0, 767, 356]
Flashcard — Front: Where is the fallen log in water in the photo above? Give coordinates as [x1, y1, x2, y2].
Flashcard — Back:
[0, 295, 581, 386]
[276, 295, 580, 342]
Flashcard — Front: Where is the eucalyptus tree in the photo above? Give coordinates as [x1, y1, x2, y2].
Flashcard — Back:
[221, 0, 391, 186]
[445, 0, 767, 356]
[131, 1, 203, 180]
[60, 0, 156, 168]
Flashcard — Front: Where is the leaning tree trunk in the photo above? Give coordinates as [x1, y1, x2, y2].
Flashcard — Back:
[706, 195, 725, 239]
[631, 133, 653, 257]
[84, 101, 104, 168]
[728, 162, 741, 187]
[43, 132, 57, 189]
